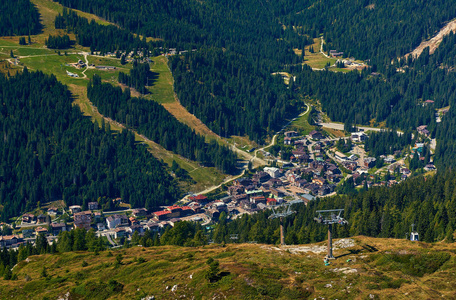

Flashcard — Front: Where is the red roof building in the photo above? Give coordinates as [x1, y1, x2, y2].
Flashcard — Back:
[266, 198, 277, 206]
[166, 205, 182, 218]
[153, 210, 171, 221]
[189, 195, 208, 204]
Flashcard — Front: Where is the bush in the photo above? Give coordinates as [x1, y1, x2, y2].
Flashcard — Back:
[137, 257, 146, 264]
[205, 257, 220, 282]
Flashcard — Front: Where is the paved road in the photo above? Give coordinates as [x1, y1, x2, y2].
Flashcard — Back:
[180, 104, 311, 202]
[255, 103, 311, 155]
[106, 233, 118, 247]
[318, 121, 404, 135]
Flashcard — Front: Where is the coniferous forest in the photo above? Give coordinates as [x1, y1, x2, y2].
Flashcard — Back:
[0, 70, 179, 221]
[87, 76, 238, 174]
[45, 34, 72, 49]
[169, 48, 300, 142]
[288, 0, 456, 70]
[118, 61, 155, 95]
[54, 9, 158, 55]
[0, 0, 42, 36]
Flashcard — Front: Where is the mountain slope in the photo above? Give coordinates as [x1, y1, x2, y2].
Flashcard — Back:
[0, 70, 179, 220]
[2, 237, 456, 299]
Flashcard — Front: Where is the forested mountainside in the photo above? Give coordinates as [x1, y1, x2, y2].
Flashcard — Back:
[53, 0, 309, 64]
[0, 70, 179, 221]
[288, 0, 456, 69]
[169, 48, 301, 142]
[54, 0, 456, 68]
[55, 9, 158, 55]
[0, 0, 42, 36]
[87, 75, 238, 174]
[54, 0, 311, 142]
[118, 61, 154, 95]
[53, 0, 456, 148]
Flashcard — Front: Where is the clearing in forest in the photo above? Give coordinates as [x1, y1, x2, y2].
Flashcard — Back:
[148, 56, 220, 141]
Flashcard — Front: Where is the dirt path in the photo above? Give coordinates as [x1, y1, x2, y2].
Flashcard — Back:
[162, 101, 219, 140]
[81, 52, 89, 78]
[320, 37, 330, 58]
[405, 18, 456, 59]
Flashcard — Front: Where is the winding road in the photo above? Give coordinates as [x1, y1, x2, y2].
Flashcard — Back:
[180, 104, 311, 202]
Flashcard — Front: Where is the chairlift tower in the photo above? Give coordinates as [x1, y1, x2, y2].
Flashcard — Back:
[314, 209, 348, 259]
[269, 200, 303, 245]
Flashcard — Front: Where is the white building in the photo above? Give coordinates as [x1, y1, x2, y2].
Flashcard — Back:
[264, 167, 280, 178]
[351, 132, 368, 143]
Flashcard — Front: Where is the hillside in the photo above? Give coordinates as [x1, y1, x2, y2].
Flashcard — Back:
[0, 0, 238, 200]
[1, 237, 456, 299]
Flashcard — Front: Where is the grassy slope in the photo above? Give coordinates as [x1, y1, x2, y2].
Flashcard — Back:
[148, 56, 221, 142]
[300, 38, 336, 69]
[2, 236, 456, 299]
[0, 0, 228, 192]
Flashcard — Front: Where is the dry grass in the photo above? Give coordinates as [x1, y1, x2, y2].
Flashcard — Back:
[323, 127, 346, 138]
[162, 101, 220, 141]
[147, 56, 220, 142]
[2, 237, 456, 299]
[69, 84, 225, 190]
[302, 38, 337, 69]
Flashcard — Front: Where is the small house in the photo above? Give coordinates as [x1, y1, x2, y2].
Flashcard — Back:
[51, 222, 67, 236]
[69, 205, 82, 214]
[188, 194, 209, 205]
[309, 130, 323, 140]
[114, 227, 127, 239]
[22, 214, 35, 223]
[47, 207, 58, 216]
[88, 202, 99, 210]
[284, 131, 298, 138]
[37, 214, 47, 224]
[74, 211, 92, 230]
[132, 208, 148, 217]
[35, 227, 48, 235]
[266, 198, 277, 206]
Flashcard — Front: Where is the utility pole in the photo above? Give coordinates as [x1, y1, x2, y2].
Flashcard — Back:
[314, 209, 348, 259]
[269, 200, 304, 245]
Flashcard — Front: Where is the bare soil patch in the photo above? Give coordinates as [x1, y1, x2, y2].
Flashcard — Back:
[405, 18, 456, 59]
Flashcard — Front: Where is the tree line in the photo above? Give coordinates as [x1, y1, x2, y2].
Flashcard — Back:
[365, 130, 413, 158]
[87, 75, 238, 174]
[118, 61, 155, 94]
[0, 228, 104, 280]
[169, 48, 302, 142]
[54, 8, 158, 55]
[53, 0, 311, 65]
[0, 0, 42, 36]
[45, 34, 72, 49]
[0, 70, 179, 220]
